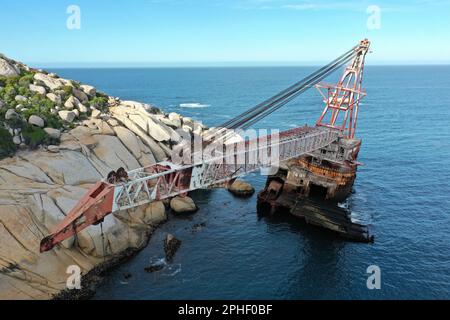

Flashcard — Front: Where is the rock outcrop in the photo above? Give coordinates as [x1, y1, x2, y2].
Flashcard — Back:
[34, 73, 66, 91]
[169, 196, 198, 214]
[228, 180, 255, 197]
[0, 58, 19, 77]
[164, 234, 181, 262]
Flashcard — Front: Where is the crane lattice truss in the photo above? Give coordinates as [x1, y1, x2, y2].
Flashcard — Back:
[316, 39, 370, 138]
[40, 40, 370, 253]
[113, 127, 338, 211]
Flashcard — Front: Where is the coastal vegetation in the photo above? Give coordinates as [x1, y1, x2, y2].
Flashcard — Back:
[0, 56, 111, 158]
[0, 124, 16, 158]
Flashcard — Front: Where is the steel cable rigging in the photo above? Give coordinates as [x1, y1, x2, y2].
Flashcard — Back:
[204, 45, 359, 142]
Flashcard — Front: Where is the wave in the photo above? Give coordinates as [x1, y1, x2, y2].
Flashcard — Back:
[149, 256, 166, 266]
[146, 256, 181, 276]
[179, 103, 210, 108]
[162, 264, 182, 277]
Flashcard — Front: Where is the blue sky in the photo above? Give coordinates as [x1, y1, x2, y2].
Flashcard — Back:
[1, 0, 449, 66]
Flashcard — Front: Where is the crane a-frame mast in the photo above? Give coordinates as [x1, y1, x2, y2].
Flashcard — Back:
[316, 39, 370, 139]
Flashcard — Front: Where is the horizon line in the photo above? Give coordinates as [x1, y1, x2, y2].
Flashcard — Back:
[32, 61, 450, 69]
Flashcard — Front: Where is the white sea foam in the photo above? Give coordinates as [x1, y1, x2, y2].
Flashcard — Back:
[179, 103, 210, 108]
[162, 264, 182, 277]
[337, 201, 348, 209]
[149, 256, 166, 266]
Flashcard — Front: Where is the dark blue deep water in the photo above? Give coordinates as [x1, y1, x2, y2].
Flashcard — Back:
[51, 66, 450, 299]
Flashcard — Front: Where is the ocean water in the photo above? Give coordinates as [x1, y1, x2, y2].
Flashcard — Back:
[51, 66, 450, 299]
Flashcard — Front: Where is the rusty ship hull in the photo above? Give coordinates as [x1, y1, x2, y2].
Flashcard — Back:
[257, 137, 373, 242]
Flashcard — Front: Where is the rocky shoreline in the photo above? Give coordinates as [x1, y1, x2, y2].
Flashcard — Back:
[0, 55, 254, 300]
[53, 247, 141, 300]
[0, 55, 208, 300]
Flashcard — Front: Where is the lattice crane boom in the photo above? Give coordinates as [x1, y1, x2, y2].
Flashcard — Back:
[40, 126, 339, 252]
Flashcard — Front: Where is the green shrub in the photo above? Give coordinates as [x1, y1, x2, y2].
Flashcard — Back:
[21, 124, 51, 148]
[0, 77, 6, 88]
[89, 96, 108, 112]
[18, 74, 34, 87]
[2, 84, 17, 103]
[0, 125, 16, 158]
[62, 85, 73, 99]
[72, 81, 81, 89]
[22, 95, 52, 114]
[46, 115, 63, 129]
[4, 116, 23, 129]
[0, 76, 19, 88]
[18, 86, 31, 97]
[0, 73, 35, 103]
[96, 91, 108, 99]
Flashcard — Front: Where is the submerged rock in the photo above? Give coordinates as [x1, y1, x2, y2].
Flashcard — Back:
[123, 272, 132, 279]
[144, 261, 165, 273]
[192, 222, 206, 234]
[164, 234, 181, 262]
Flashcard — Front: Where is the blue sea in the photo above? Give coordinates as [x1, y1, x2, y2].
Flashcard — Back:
[50, 66, 450, 299]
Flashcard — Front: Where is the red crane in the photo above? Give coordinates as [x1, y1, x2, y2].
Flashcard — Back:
[316, 39, 370, 138]
[40, 39, 370, 253]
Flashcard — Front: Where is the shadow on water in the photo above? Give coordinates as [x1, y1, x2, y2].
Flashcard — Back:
[259, 211, 349, 243]
[257, 201, 358, 299]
